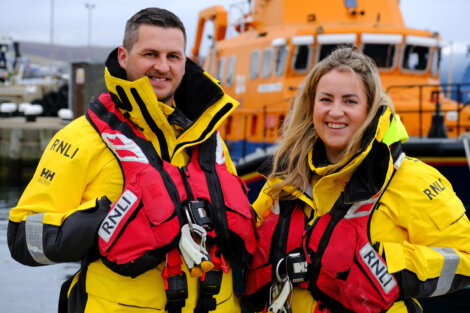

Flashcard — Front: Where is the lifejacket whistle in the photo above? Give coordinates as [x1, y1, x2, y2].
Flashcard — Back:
[179, 224, 213, 277]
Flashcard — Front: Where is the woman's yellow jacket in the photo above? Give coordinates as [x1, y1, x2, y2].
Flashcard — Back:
[252, 107, 470, 312]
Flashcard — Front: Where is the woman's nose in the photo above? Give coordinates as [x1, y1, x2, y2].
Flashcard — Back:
[329, 102, 344, 117]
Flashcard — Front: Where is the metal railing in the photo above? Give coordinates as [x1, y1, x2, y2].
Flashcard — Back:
[386, 82, 470, 138]
[223, 96, 294, 161]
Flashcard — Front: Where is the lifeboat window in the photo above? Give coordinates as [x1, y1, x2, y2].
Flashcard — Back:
[262, 48, 274, 78]
[205, 49, 217, 77]
[217, 57, 226, 84]
[265, 114, 276, 130]
[431, 47, 441, 76]
[226, 55, 236, 87]
[249, 50, 261, 79]
[362, 44, 396, 69]
[278, 114, 285, 130]
[402, 45, 430, 71]
[251, 114, 258, 135]
[225, 115, 233, 135]
[318, 44, 353, 62]
[292, 45, 312, 73]
[204, 53, 213, 75]
[275, 45, 289, 76]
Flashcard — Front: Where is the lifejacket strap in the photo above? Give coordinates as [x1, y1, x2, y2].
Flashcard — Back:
[163, 248, 188, 313]
[194, 245, 225, 313]
[195, 270, 223, 313]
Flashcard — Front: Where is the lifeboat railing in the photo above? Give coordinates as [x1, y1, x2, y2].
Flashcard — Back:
[227, 82, 470, 163]
[223, 96, 294, 163]
[386, 82, 470, 138]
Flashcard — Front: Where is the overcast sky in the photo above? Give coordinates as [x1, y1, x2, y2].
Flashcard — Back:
[1, 0, 469, 54]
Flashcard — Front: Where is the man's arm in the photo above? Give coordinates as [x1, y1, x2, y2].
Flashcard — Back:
[7, 117, 122, 266]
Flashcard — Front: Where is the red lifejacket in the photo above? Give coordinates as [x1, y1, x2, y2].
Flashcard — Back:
[86, 93, 257, 277]
[244, 140, 403, 313]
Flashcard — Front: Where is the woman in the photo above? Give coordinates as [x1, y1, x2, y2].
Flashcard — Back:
[242, 47, 470, 313]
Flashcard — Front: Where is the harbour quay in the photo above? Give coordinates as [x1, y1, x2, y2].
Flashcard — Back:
[0, 116, 65, 182]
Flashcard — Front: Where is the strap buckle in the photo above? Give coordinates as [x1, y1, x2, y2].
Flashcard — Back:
[276, 252, 308, 284]
[184, 200, 212, 231]
[165, 272, 188, 302]
[195, 270, 223, 313]
[200, 269, 223, 296]
[194, 246, 225, 313]
[162, 249, 188, 313]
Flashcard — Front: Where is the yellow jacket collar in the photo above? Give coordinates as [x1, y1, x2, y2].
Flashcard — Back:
[308, 106, 407, 176]
[104, 66, 170, 129]
[103, 48, 239, 160]
[262, 106, 408, 211]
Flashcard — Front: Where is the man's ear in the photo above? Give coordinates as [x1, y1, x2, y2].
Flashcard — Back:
[117, 46, 127, 70]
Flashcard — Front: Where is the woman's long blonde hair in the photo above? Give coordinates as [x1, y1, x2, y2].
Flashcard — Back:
[267, 47, 393, 199]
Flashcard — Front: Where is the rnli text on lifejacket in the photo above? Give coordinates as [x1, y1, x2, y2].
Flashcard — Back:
[98, 190, 138, 243]
[359, 243, 397, 294]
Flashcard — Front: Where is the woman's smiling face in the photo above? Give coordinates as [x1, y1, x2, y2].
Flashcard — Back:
[313, 69, 368, 163]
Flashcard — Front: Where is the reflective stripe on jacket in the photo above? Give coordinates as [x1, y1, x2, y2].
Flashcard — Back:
[251, 107, 470, 313]
[8, 49, 245, 313]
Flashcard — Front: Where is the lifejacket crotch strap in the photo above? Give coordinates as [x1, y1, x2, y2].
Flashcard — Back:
[194, 245, 230, 313]
[163, 248, 188, 313]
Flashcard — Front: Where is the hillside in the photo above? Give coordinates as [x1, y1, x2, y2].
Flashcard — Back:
[18, 41, 114, 65]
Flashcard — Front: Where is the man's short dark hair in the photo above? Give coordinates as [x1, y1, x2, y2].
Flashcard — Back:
[123, 8, 187, 50]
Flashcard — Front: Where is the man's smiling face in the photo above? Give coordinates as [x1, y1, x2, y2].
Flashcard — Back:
[118, 24, 186, 106]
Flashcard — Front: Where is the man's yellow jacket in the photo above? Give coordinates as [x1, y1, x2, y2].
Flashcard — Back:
[8, 49, 248, 313]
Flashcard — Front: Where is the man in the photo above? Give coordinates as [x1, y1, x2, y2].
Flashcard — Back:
[8, 8, 256, 313]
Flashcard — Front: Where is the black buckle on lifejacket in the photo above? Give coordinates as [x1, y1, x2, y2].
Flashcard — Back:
[195, 269, 223, 313]
[185, 200, 212, 230]
[165, 272, 188, 313]
[276, 252, 309, 284]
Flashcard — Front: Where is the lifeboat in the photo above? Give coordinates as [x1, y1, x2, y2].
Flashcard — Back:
[190, 0, 470, 206]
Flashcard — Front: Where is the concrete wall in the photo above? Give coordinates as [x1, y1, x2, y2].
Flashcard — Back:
[0, 116, 64, 183]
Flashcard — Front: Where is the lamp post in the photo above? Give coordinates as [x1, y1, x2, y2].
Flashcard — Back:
[85, 3, 95, 60]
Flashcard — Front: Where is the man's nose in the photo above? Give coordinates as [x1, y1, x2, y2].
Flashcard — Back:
[153, 57, 170, 72]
